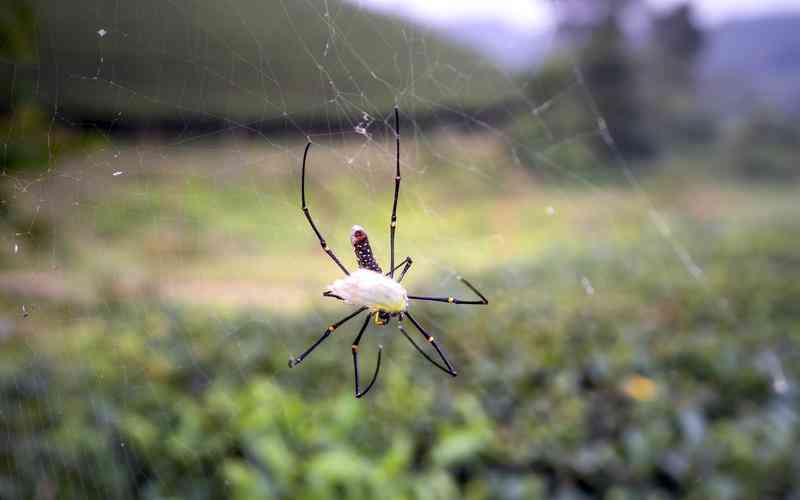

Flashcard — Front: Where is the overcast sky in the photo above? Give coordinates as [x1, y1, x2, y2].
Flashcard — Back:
[352, 0, 800, 32]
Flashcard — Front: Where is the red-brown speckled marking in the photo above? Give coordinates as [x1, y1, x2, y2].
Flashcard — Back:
[351, 225, 382, 273]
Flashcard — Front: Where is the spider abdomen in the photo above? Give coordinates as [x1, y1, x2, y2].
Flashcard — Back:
[350, 225, 382, 273]
[327, 269, 409, 313]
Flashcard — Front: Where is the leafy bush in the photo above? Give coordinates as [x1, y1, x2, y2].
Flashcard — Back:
[2, 207, 799, 499]
[723, 109, 800, 181]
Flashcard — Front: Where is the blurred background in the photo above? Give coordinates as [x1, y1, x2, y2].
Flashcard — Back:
[2, 0, 800, 498]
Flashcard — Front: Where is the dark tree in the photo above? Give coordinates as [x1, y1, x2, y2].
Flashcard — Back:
[578, 12, 655, 159]
[513, 0, 655, 176]
[645, 3, 712, 146]
[0, 0, 37, 112]
[541, 0, 655, 161]
[651, 4, 705, 86]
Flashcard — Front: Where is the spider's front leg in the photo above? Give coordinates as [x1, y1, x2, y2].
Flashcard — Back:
[407, 276, 489, 305]
[301, 142, 351, 276]
[389, 107, 401, 278]
[386, 256, 413, 283]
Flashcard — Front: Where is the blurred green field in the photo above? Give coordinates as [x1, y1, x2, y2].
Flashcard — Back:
[2, 132, 800, 499]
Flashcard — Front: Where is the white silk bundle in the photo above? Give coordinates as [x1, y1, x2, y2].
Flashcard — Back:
[327, 269, 409, 313]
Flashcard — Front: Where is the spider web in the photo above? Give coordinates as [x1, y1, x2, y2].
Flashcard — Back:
[2, 0, 792, 498]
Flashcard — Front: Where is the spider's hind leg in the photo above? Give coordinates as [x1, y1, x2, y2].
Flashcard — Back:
[352, 315, 383, 398]
[398, 312, 457, 377]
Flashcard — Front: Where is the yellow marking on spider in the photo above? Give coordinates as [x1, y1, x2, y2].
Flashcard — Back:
[428, 336, 435, 343]
[448, 297, 455, 303]
[351, 345, 358, 352]
[327, 325, 335, 332]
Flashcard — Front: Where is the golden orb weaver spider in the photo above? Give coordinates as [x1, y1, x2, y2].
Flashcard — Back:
[288, 107, 489, 398]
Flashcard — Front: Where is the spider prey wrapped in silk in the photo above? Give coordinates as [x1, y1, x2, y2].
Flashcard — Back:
[326, 226, 409, 317]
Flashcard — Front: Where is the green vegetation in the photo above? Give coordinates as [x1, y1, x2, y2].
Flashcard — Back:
[2, 1, 800, 498]
[20, 0, 514, 121]
[2, 134, 799, 498]
[722, 108, 800, 181]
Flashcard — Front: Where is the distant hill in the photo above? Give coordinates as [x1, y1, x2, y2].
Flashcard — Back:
[9, 0, 517, 129]
[8, 2, 798, 132]
[701, 14, 800, 116]
[434, 20, 552, 72]
[429, 11, 800, 118]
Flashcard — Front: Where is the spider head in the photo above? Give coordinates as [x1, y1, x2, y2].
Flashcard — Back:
[350, 225, 368, 246]
[374, 311, 392, 326]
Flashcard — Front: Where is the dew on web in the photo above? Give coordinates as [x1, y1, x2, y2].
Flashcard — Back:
[354, 112, 374, 138]
[580, 276, 595, 296]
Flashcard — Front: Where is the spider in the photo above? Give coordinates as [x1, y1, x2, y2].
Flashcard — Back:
[288, 107, 488, 398]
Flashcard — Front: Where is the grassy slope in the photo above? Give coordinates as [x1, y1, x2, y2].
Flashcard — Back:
[28, 0, 517, 122]
[2, 134, 800, 498]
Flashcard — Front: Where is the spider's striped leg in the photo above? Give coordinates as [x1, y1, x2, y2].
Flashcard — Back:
[398, 312, 457, 377]
[351, 315, 383, 398]
[385, 256, 413, 283]
[301, 142, 350, 275]
[288, 307, 367, 368]
[389, 107, 401, 278]
[408, 276, 489, 305]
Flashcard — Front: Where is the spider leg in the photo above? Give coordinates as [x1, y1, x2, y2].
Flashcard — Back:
[322, 291, 345, 301]
[352, 315, 383, 398]
[408, 276, 489, 305]
[398, 312, 457, 377]
[301, 142, 351, 275]
[385, 256, 413, 283]
[288, 307, 367, 368]
[389, 107, 401, 278]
